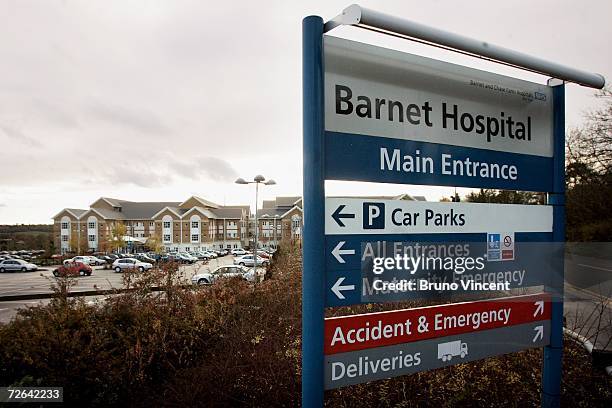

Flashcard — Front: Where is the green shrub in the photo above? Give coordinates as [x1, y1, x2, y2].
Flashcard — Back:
[0, 244, 610, 406]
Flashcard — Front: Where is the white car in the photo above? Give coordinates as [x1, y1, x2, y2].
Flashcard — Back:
[233, 255, 269, 267]
[202, 251, 217, 259]
[231, 248, 248, 256]
[64, 256, 95, 265]
[191, 265, 251, 285]
[112, 258, 153, 273]
[0, 259, 38, 272]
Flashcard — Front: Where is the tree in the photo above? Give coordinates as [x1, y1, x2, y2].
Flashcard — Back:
[109, 222, 126, 253]
[565, 87, 612, 241]
[465, 189, 543, 204]
[566, 88, 612, 175]
[69, 233, 82, 255]
[146, 230, 163, 253]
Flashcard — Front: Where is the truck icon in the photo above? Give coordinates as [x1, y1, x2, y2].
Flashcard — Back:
[437, 340, 468, 362]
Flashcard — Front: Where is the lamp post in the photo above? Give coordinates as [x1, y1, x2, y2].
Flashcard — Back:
[235, 175, 276, 283]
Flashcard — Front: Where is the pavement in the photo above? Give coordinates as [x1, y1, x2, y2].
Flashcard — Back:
[1, 251, 611, 353]
[564, 248, 612, 352]
[0, 256, 235, 323]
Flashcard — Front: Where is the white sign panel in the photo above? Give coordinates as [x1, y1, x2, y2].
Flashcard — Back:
[325, 198, 553, 235]
[324, 36, 553, 158]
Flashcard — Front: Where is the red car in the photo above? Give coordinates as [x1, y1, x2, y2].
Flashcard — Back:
[53, 261, 93, 277]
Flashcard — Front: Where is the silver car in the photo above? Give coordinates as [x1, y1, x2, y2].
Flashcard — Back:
[112, 258, 153, 273]
[191, 265, 250, 285]
[0, 259, 38, 272]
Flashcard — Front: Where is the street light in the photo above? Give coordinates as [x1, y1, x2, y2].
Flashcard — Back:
[235, 175, 276, 282]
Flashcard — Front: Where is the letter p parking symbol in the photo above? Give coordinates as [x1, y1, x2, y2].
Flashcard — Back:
[363, 202, 385, 229]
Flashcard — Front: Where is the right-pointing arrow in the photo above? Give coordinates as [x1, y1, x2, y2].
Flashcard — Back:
[331, 241, 355, 264]
[532, 325, 544, 342]
[533, 300, 544, 317]
[331, 277, 355, 300]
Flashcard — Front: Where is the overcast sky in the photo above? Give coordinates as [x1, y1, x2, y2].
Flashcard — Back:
[0, 0, 610, 224]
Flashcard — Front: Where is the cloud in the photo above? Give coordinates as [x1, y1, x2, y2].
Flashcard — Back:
[84, 156, 238, 188]
[0, 124, 43, 148]
[197, 157, 239, 182]
[89, 102, 171, 136]
[168, 156, 238, 183]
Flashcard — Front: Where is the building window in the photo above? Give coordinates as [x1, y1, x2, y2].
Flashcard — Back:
[185, 247, 190, 252]
[61, 222, 69, 229]
[233, 244, 238, 249]
[61, 235, 68, 242]
[163, 221, 171, 228]
[149, 221, 154, 227]
[88, 222, 95, 229]
[88, 235, 96, 242]
[163, 234, 171, 242]
[192, 221, 199, 229]
[191, 234, 199, 242]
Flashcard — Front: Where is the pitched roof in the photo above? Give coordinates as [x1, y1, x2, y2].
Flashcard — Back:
[179, 196, 220, 209]
[275, 196, 301, 207]
[262, 200, 276, 209]
[52, 208, 88, 220]
[86, 208, 125, 220]
[101, 197, 124, 207]
[210, 208, 244, 219]
[257, 208, 286, 218]
[118, 201, 181, 219]
[68, 209, 88, 217]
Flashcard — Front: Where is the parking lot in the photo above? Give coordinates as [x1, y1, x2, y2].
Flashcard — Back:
[0, 256, 237, 323]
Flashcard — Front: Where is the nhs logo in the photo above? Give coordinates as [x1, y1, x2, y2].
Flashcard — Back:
[363, 202, 385, 229]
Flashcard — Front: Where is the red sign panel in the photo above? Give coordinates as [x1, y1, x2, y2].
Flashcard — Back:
[324, 293, 550, 355]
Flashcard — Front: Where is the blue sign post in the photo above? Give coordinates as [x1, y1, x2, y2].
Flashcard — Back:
[541, 80, 565, 408]
[302, 15, 325, 408]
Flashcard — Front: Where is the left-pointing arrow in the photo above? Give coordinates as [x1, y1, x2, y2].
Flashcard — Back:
[331, 205, 355, 227]
[532, 325, 544, 342]
[331, 241, 355, 264]
[331, 277, 355, 300]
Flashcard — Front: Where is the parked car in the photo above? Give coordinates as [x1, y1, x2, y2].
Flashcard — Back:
[64, 256, 94, 265]
[98, 255, 113, 263]
[53, 261, 92, 277]
[0, 259, 38, 272]
[191, 252, 208, 261]
[231, 248, 248, 256]
[88, 256, 107, 266]
[202, 251, 217, 259]
[243, 267, 266, 283]
[257, 250, 271, 259]
[112, 258, 153, 273]
[135, 254, 156, 263]
[218, 249, 229, 256]
[191, 265, 251, 285]
[178, 253, 197, 263]
[233, 255, 269, 267]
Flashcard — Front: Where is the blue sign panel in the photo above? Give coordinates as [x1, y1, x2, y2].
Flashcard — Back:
[325, 132, 554, 191]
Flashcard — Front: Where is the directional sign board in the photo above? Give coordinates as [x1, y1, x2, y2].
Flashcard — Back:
[303, 16, 565, 405]
[324, 198, 556, 307]
[324, 293, 550, 389]
[324, 36, 554, 192]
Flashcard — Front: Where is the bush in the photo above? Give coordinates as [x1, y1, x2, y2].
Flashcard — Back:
[0, 244, 610, 406]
